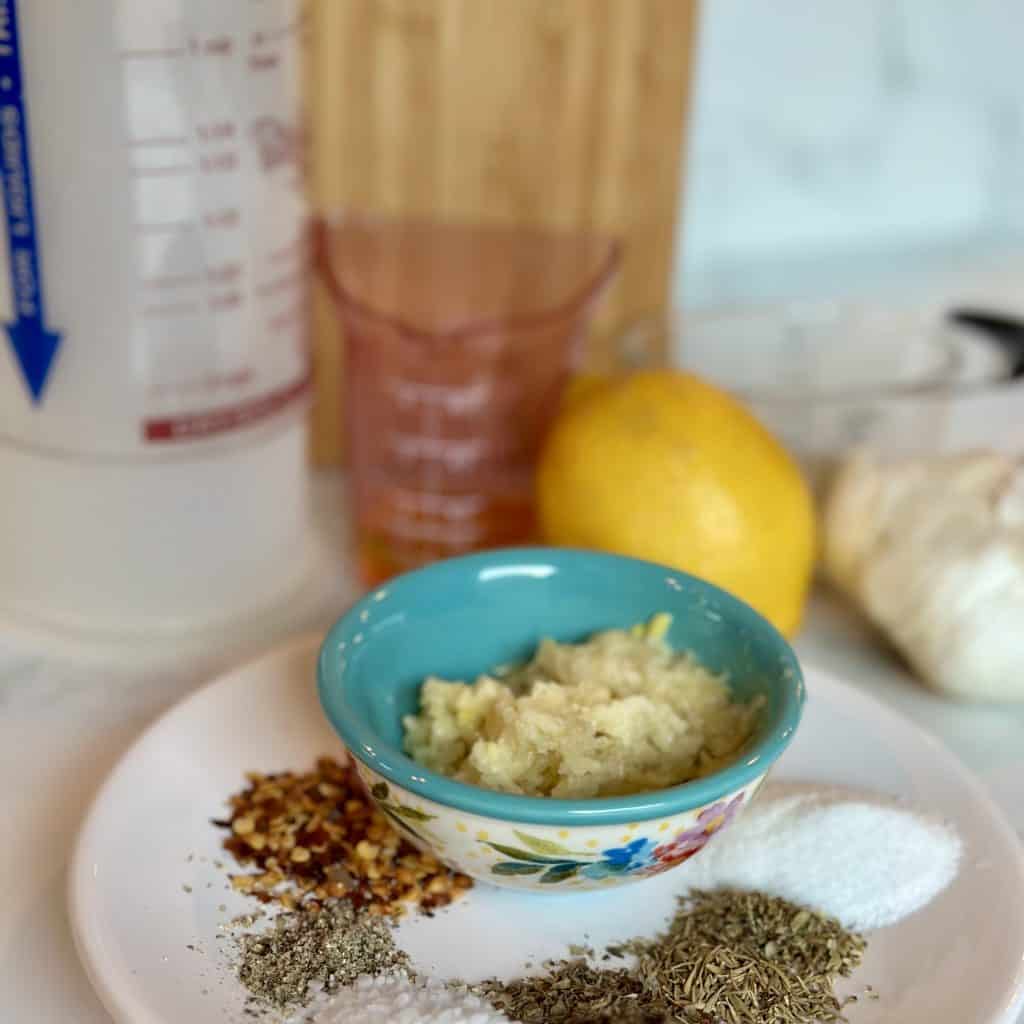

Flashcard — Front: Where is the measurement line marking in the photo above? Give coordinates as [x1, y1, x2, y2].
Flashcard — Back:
[267, 238, 302, 263]
[144, 373, 310, 442]
[209, 290, 243, 311]
[148, 368, 256, 400]
[142, 273, 204, 288]
[253, 16, 304, 45]
[135, 220, 198, 234]
[203, 209, 240, 229]
[269, 302, 303, 331]
[143, 301, 201, 318]
[248, 52, 280, 70]
[199, 151, 238, 173]
[255, 271, 302, 296]
[131, 165, 193, 177]
[209, 263, 242, 284]
[127, 136, 190, 147]
[118, 47, 186, 60]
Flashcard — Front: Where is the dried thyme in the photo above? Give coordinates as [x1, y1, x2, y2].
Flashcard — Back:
[632, 889, 866, 1023]
[235, 899, 409, 1012]
[476, 889, 868, 1024]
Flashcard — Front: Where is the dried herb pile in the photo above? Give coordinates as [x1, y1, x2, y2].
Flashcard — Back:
[476, 889, 869, 1024]
[477, 960, 670, 1023]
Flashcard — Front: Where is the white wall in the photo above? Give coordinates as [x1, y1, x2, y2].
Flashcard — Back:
[676, 0, 1024, 308]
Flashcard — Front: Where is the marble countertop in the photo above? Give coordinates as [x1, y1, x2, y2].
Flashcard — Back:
[2, 473, 1022, 1023]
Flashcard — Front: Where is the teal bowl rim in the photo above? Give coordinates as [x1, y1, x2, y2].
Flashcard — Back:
[317, 547, 805, 827]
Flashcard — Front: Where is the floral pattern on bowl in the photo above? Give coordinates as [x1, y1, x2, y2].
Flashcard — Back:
[352, 756, 765, 892]
[366, 779, 448, 852]
[483, 793, 747, 884]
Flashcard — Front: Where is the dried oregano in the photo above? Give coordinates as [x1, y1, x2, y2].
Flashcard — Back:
[479, 959, 673, 1023]
[236, 899, 409, 1011]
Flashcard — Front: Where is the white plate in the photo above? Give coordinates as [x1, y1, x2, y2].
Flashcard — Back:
[70, 634, 1024, 1024]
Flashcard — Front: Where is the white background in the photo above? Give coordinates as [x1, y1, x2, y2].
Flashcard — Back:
[677, 0, 1024, 308]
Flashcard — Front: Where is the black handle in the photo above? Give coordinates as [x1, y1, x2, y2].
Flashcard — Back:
[949, 308, 1024, 378]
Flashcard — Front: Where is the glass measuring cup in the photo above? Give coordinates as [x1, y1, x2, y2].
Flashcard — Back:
[318, 215, 620, 585]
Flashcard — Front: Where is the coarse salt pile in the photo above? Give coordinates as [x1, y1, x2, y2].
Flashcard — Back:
[680, 785, 962, 931]
[304, 974, 510, 1024]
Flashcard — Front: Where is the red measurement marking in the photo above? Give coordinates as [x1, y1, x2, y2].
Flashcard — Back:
[131, 165, 193, 177]
[203, 35, 233, 56]
[199, 151, 238, 174]
[144, 373, 310, 442]
[143, 301, 201, 318]
[256, 271, 302, 297]
[203, 208, 240, 229]
[149, 368, 254, 399]
[128, 136, 190, 147]
[142, 273, 203, 288]
[197, 121, 236, 142]
[269, 304, 303, 332]
[248, 52, 280, 71]
[136, 220, 198, 234]
[208, 261, 242, 284]
[253, 16, 304, 45]
[215, 368, 254, 389]
[209, 290, 243, 311]
[186, 36, 234, 57]
[119, 48, 186, 59]
[267, 238, 302, 263]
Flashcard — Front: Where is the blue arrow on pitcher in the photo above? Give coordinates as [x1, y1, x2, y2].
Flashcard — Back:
[0, 0, 62, 403]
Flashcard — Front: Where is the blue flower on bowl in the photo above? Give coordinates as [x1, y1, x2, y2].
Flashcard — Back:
[580, 837, 658, 880]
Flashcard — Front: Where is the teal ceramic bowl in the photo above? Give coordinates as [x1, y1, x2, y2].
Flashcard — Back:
[318, 548, 804, 892]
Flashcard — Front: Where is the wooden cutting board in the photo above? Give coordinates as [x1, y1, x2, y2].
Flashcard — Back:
[305, 0, 697, 464]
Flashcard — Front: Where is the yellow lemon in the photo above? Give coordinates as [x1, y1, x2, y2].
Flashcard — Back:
[537, 370, 816, 636]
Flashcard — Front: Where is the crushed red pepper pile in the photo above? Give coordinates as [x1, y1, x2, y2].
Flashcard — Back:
[214, 755, 472, 916]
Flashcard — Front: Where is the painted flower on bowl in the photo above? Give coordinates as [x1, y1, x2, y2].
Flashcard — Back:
[484, 832, 664, 884]
[478, 792, 746, 886]
[645, 792, 745, 875]
[361, 777, 447, 851]
[579, 837, 657, 880]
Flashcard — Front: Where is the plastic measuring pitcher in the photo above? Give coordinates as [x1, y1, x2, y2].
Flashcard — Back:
[0, 0, 311, 639]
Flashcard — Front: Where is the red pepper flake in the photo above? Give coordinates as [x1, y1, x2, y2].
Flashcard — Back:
[214, 756, 472, 916]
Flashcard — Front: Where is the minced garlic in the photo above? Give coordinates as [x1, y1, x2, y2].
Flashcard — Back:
[403, 616, 761, 799]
